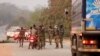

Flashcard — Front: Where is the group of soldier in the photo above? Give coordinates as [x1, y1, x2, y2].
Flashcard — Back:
[18, 24, 64, 49]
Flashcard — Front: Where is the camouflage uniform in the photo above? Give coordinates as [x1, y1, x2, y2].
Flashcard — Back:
[54, 25, 60, 48]
[37, 25, 45, 49]
[59, 25, 64, 48]
[48, 26, 54, 45]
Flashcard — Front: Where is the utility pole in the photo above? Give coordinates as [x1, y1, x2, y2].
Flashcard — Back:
[68, 0, 71, 37]
[64, 0, 71, 37]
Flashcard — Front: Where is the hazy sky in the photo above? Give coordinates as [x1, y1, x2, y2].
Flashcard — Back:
[0, 0, 48, 11]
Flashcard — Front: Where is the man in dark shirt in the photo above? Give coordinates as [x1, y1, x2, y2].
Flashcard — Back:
[19, 27, 25, 47]
[48, 26, 54, 45]
[59, 25, 64, 48]
[54, 25, 60, 48]
[37, 25, 45, 49]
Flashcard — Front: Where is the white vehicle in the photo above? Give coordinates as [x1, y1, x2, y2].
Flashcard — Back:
[6, 26, 31, 40]
[6, 26, 20, 40]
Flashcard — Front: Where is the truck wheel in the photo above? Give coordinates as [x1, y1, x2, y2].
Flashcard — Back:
[72, 53, 76, 56]
[77, 52, 89, 56]
[76, 52, 81, 56]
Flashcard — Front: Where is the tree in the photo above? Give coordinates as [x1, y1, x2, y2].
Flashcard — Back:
[43, 0, 71, 36]
[31, 0, 71, 36]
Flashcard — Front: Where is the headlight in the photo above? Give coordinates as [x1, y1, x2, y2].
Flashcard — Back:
[6, 32, 14, 37]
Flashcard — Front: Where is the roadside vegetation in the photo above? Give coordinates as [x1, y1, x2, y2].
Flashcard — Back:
[30, 0, 71, 37]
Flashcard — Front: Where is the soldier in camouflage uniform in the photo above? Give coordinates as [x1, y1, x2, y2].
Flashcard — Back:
[48, 26, 54, 45]
[37, 25, 45, 49]
[59, 25, 64, 48]
[54, 25, 60, 48]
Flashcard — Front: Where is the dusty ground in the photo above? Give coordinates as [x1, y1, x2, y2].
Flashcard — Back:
[0, 40, 71, 56]
[0, 43, 13, 56]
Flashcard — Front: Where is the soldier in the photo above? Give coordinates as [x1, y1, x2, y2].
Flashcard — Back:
[59, 25, 64, 48]
[42, 25, 46, 48]
[19, 27, 26, 47]
[54, 25, 60, 48]
[37, 25, 45, 49]
[48, 26, 54, 45]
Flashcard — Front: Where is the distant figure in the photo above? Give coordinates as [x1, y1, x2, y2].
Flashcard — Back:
[19, 27, 26, 47]
[48, 26, 54, 45]
[59, 25, 64, 48]
[42, 25, 46, 48]
[28, 27, 33, 49]
[37, 25, 45, 49]
[54, 25, 60, 48]
[32, 24, 38, 49]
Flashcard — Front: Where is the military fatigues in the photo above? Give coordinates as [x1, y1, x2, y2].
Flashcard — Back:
[48, 27, 54, 45]
[37, 26, 45, 49]
[59, 27, 64, 48]
[54, 27, 60, 48]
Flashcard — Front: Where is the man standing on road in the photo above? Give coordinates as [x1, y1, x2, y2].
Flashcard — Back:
[48, 25, 54, 45]
[28, 26, 33, 49]
[54, 25, 60, 48]
[19, 27, 26, 47]
[59, 25, 64, 48]
[32, 24, 38, 49]
[37, 25, 45, 49]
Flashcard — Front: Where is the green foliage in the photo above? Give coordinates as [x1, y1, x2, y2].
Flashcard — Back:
[30, 0, 71, 37]
[29, 7, 45, 26]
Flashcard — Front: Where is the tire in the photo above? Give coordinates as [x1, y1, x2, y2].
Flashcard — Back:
[77, 52, 90, 56]
[72, 52, 76, 56]
[76, 52, 81, 56]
